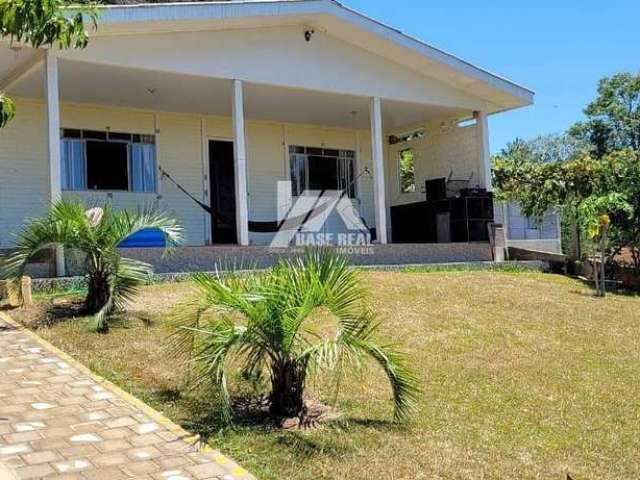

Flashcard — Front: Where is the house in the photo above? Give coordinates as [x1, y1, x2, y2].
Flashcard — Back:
[0, 0, 537, 276]
[494, 202, 562, 254]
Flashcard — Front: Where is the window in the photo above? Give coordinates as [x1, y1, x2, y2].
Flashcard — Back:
[60, 129, 156, 193]
[525, 216, 538, 230]
[398, 148, 416, 193]
[289, 146, 356, 198]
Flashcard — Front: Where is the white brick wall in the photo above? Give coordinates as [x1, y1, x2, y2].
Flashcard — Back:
[386, 122, 479, 208]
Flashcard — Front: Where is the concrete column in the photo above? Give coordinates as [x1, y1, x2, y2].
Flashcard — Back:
[232, 79, 249, 246]
[44, 50, 65, 276]
[474, 110, 492, 191]
[369, 97, 388, 244]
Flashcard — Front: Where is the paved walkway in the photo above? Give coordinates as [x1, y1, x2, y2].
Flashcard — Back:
[0, 314, 254, 480]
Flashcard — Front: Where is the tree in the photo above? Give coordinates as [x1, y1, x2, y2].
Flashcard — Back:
[170, 249, 419, 422]
[493, 149, 637, 295]
[0, 0, 97, 127]
[493, 134, 602, 259]
[496, 134, 588, 165]
[579, 193, 632, 296]
[569, 73, 640, 157]
[0, 200, 182, 331]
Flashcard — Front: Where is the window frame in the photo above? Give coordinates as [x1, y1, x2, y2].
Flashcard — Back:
[525, 216, 540, 231]
[288, 145, 358, 199]
[397, 147, 416, 195]
[60, 128, 158, 194]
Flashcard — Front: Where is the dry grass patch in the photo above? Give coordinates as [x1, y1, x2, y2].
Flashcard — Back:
[11, 271, 640, 480]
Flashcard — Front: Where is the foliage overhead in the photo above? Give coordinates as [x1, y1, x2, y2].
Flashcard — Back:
[0, 200, 182, 331]
[569, 72, 640, 157]
[399, 148, 416, 193]
[170, 249, 420, 422]
[0, 0, 98, 127]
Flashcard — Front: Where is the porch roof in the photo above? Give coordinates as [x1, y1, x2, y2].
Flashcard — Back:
[87, 0, 534, 112]
[9, 59, 469, 130]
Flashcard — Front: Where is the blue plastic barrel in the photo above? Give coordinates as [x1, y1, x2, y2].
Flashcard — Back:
[118, 228, 166, 248]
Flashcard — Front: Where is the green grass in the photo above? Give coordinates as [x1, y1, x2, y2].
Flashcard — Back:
[401, 261, 542, 273]
[16, 272, 640, 479]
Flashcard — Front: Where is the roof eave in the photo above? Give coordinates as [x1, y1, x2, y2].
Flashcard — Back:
[91, 0, 534, 110]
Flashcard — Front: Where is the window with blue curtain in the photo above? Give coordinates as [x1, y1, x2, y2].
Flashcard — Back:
[60, 138, 87, 190]
[60, 130, 156, 192]
[129, 142, 156, 193]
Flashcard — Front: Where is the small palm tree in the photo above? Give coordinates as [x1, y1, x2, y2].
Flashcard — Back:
[172, 249, 419, 422]
[0, 200, 182, 331]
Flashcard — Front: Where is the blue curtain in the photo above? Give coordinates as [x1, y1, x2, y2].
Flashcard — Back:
[60, 139, 86, 190]
[130, 143, 156, 193]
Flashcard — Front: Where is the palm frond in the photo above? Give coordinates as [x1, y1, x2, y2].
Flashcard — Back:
[2, 199, 181, 329]
[351, 338, 420, 421]
[189, 318, 248, 421]
[169, 248, 420, 422]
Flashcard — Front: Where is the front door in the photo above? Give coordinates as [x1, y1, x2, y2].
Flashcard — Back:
[209, 140, 237, 244]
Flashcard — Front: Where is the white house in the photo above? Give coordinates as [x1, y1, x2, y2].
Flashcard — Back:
[0, 0, 539, 275]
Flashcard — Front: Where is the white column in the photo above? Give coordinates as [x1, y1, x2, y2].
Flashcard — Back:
[370, 97, 388, 244]
[44, 50, 65, 276]
[474, 110, 492, 191]
[232, 79, 249, 246]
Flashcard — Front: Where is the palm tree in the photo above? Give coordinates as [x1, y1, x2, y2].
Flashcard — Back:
[171, 249, 419, 421]
[0, 200, 182, 331]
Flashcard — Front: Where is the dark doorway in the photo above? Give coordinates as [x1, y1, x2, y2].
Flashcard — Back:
[209, 140, 237, 244]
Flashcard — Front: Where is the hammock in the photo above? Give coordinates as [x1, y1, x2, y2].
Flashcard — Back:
[158, 166, 371, 234]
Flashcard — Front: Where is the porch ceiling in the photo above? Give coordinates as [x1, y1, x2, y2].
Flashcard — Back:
[8, 58, 470, 130]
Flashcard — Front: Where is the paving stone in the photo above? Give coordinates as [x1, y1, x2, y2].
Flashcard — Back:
[100, 428, 133, 440]
[2, 431, 42, 444]
[3, 455, 25, 469]
[0, 316, 253, 480]
[81, 466, 130, 480]
[130, 433, 164, 447]
[69, 433, 102, 443]
[0, 444, 32, 456]
[156, 456, 192, 470]
[31, 437, 70, 451]
[186, 463, 228, 479]
[54, 458, 92, 474]
[21, 450, 61, 465]
[121, 460, 161, 476]
[59, 444, 100, 459]
[127, 446, 163, 461]
[103, 417, 137, 429]
[14, 463, 56, 479]
[94, 439, 132, 453]
[91, 452, 130, 467]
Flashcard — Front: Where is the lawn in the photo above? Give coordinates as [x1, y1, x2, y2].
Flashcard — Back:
[11, 270, 640, 479]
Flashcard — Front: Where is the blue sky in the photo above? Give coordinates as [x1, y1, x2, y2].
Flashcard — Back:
[342, 0, 640, 153]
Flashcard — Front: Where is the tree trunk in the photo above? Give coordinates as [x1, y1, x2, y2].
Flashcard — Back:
[269, 360, 307, 418]
[85, 270, 110, 314]
[600, 228, 607, 297]
[569, 214, 582, 261]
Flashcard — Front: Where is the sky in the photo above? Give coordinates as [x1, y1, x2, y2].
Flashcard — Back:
[341, 0, 640, 153]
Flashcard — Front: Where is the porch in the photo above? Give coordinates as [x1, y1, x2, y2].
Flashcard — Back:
[3, 59, 492, 271]
[0, 0, 529, 276]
